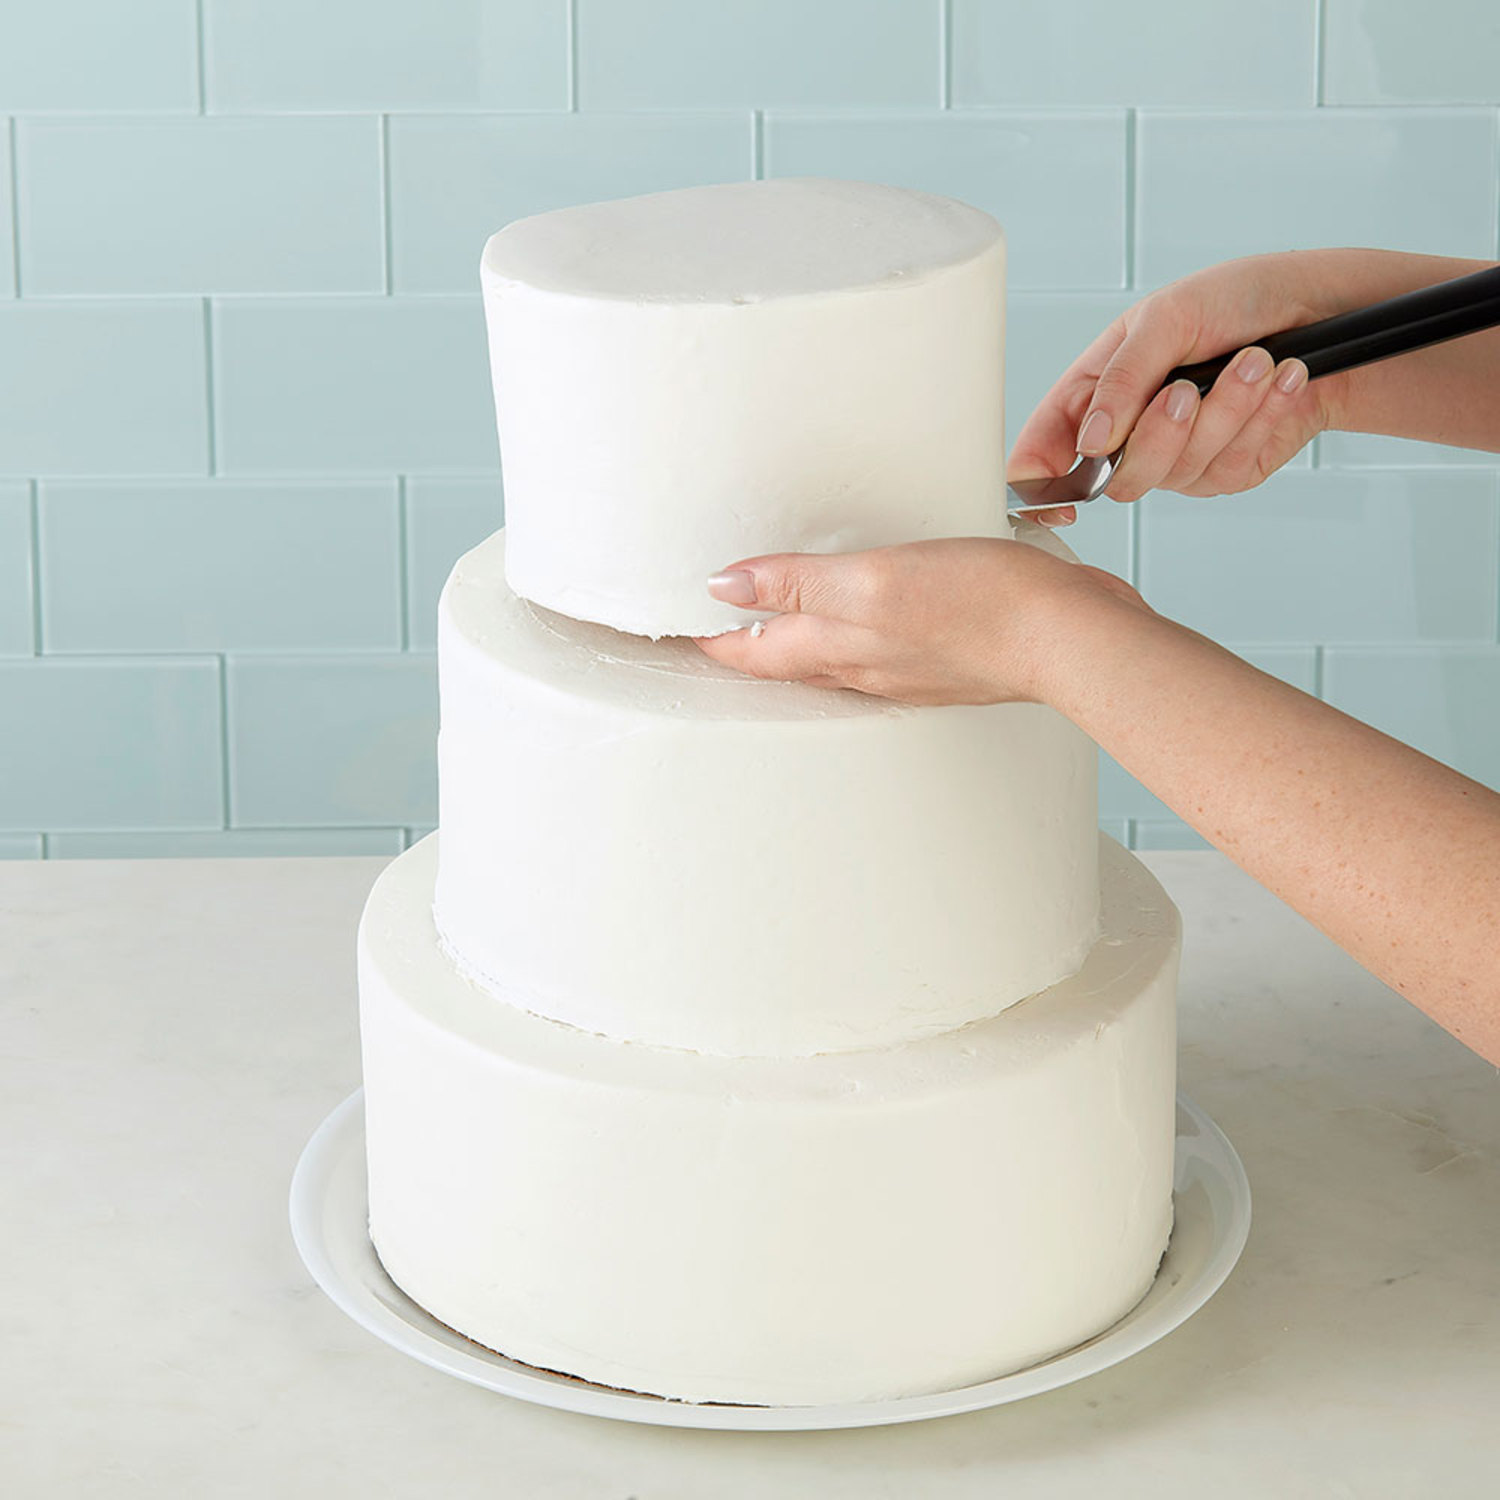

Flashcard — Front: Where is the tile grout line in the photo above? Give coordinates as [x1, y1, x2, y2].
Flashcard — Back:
[397, 476, 410, 651]
[194, 0, 209, 114]
[379, 114, 393, 295]
[202, 299, 218, 475]
[1123, 108, 1137, 290]
[939, 0, 952, 109]
[1125, 817, 1138, 853]
[217, 653, 232, 829]
[1312, 643, 1326, 700]
[8, 116, 20, 297]
[751, 109, 764, 180]
[566, 0, 579, 111]
[1313, 0, 1326, 108]
[28, 478, 42, 653]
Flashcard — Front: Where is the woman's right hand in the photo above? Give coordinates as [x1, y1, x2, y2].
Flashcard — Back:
[1010, 249, 1354, 521]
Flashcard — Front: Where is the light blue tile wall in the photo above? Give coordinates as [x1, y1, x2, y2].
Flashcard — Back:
[1322, 0, 1500, 106]
[0, 0, 1495, 857]
[404, 478, 505, 648]
[18, 117, 385, 295]
[213, 299, 497, 473]
[203, 0, 569, 113]
[38, 481, 403, 652]
[0, 0, 199, 114]
[951, 0, 1316, 108]
[1, 120, 14, 295]
[1135, 109, 1499, 287]
[388, 113, 751, 292]
[0, 484, 33, 655]
[0, 657, 222, 830]
[763, 112, 1127, 289]
[0, 302, 208, 475]
[576, 1, 939, 110]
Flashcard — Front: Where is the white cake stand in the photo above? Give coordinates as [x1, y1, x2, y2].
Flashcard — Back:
[289, 1090, 1250, 1432]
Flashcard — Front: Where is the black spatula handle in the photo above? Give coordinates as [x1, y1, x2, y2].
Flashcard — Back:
[1163, 262, 1500, 397]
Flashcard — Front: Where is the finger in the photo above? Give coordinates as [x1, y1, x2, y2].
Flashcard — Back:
[693, 613, 860, 683]
[705, 548, 884, 622]
[1187, 357, 1312, 495]
[1074, 300, 1196, 457]
[1009, 318, 1129, 481]
[1101, 379, 1200, 505]
[1030, 504, 1077, 528]
[1159, 346, 1277, 492]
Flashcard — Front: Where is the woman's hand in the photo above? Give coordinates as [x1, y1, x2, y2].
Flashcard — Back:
[696, 535, 1149, 706]
[1011, 249, 1351, 522]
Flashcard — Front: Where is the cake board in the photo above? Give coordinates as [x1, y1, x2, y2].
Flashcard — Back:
[289, 1090, 1251, 1431]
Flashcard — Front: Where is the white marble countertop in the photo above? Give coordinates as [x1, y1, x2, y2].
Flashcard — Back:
[3, 851, 1497, 1497]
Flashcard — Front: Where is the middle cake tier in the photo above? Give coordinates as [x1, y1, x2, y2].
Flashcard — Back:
[435, 527, 1101, 1057]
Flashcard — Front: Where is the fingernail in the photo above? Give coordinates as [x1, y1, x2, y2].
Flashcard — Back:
[1275, 358, 1308, 394]
[1165, 380, 1197, 422]
[1236, 347, 1273, 384]
[1076, 409, 1112, 455]
[707, 568, 758, 606]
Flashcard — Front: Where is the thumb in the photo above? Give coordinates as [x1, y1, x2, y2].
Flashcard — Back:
[706, 550, 869, 620]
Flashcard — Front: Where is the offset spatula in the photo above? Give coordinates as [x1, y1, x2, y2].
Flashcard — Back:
[1006, 262, 1500, 514]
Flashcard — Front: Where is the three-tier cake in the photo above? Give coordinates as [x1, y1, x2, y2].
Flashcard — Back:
[356, 179, 1180, 1406]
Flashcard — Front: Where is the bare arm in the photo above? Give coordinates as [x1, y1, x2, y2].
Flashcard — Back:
[698, 540, 1500, 1065]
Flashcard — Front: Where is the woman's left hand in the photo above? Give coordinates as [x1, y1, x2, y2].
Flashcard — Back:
[695, 536, 1148, 707]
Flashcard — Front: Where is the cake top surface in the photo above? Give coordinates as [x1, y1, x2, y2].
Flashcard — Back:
[481, 178, 1002, 303]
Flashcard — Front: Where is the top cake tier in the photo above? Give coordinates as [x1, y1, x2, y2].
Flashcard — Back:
[481, 178, 1009, 639]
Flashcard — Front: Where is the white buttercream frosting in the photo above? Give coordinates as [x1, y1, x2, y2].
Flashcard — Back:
[361, 833, 1180, 1406]
[481, 179, 1010, 638]
[431, 527, 1102, 1058]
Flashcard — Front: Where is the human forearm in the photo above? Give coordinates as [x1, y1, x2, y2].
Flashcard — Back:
[1035, 594, 1500, 1062]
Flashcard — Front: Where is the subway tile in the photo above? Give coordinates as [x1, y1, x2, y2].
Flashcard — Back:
[0, 484, 32, 654]
[18, 118, 383, 295]
[1005, 293, 1133, 461]
[1322, 646, 1500, 789]
[1136, 110, 1499, 287]
[213, 299, 497, 474]
[763, 112, 1126, 290]
[1, 121, 13, 296]
[951, 0, 1315, 108]
[404, 478, 504, 648]
[1323, 0, 1500, 105]
[389, 114, 750, 293]
[576, 0, 937, 109]
[1316, 431, 1500, 469]
[1140, 469, 1498, 644]
[0, 834, 42, 858]
[0, 0, 198, 113]
[38, 481, 401, 653]
[227, 654, 438, 827]
[1131, 819, 1212, 852]
[0, 658, 222, 831]
[1098, 646, 1318, 821]
[0, 302, 207, 476]
[46, 827, 405, 858]
[204, 0, 566, 112]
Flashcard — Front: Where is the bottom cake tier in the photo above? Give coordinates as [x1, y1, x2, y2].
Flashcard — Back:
[358, 834, 1179, 1407]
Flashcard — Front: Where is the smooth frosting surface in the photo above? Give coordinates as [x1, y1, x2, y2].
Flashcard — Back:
[482, 177, 1002, 302]
[432, 527, 1102, 1058]
[481, 178, 1009, 638]
[361, 833, 1180, 1406]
